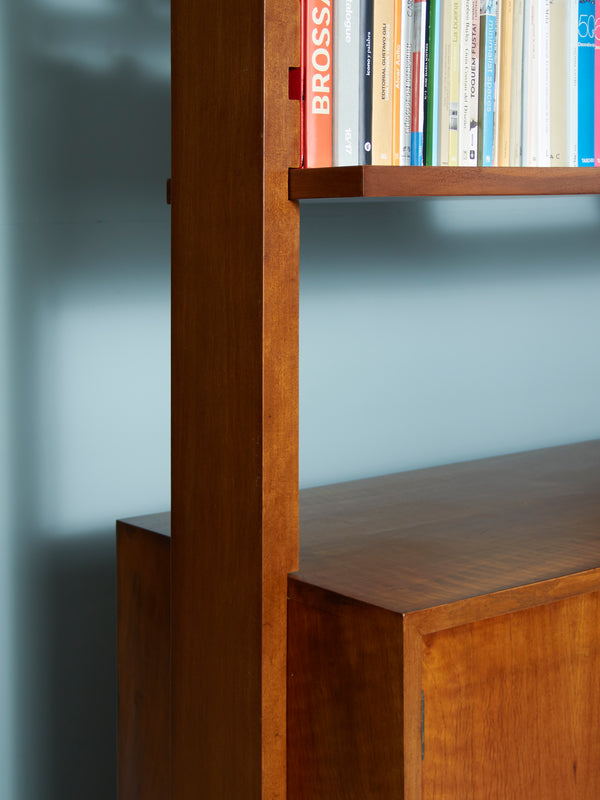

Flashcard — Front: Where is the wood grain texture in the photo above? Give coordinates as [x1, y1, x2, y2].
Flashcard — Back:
[118, 437, 600, 798]
[297, 441, 600, 614]
[287, 580, 405, 799]
[117, 519, 171, 800]
[262, 2, 302, 795]
[289, 166, 600, 199]
[170, 0, 300, 796]
[287, 445, 600, 799]
[422, 592, 600, 799]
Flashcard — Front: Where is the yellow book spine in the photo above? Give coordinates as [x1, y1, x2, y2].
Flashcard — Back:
[372, 0, 395, 163]
[448, 0, 461, 165]
[497, 0, 514, 165]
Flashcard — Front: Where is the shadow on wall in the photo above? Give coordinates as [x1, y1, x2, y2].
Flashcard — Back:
[4, 1, 171, 798]
[35, 535, 118, 800]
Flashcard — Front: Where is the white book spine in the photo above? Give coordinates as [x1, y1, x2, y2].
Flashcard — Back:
[334, 0, 361, 165]
[509, 0, 525, 164]
[459, 0, 472, 163]
[522, 0, 537, 165]
[536, 0, 551, 165]
[468, 0, 480, 162]
[400, 0, 415, 165]
[566, 0, 578, 165]
[437, 0, 453, 164]
[549, 0, 567, 165]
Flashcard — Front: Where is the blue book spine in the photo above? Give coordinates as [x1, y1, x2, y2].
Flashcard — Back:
[411, 131, 424, 164]
[478, 1, 496, 166]
[578, 0, 595, 166]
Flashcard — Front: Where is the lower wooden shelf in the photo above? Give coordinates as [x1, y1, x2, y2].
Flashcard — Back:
[118, 441, 600, 798]
[289, 166, 600, 200]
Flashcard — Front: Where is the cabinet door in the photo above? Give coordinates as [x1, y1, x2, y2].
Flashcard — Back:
[422, 592, 600, 799]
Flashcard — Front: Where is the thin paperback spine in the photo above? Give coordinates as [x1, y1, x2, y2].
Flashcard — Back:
[468, 0, 480, 163]
[334, 0, 361, 165]
[478, 0, 497, 165]
[521, 0, 536, 165]
[497, 0, 514, 165]
[566, 0, 578, 165]
[305, 0, 333, 166]
[425, 0, 440, 164]
[392, 0, 403, 163]
[509, 0, 524, 164]
[459, 0, 479, 164]
[438, 0, 454, 164]
[448, 0, 461, 164]
[400, 0, 415, 164]
[492, 0, 502, 164]
[412, 0, 428, 164]
[359, 0, 374, 163]
[536, 0, 551, 165]
[549, 0, 567, 165]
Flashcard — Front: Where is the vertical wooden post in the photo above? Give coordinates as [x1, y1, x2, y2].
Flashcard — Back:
[170, 0, 300, 796]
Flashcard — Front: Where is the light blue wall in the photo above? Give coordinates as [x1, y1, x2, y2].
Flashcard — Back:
[2, 2, 600, 799]
[300, 196, 600, 486]
[2, 1, 170, 798]
[0, 3, 14, 797]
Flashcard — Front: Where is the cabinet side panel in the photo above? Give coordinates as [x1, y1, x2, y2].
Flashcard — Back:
[287, 580, 405, 799]
[422, 591, 600, 799]
[117, 524, 171, 800]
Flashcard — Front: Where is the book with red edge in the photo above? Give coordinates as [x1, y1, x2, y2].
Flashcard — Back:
[411, 0, 428, 164]
[304, 0, 333, 167]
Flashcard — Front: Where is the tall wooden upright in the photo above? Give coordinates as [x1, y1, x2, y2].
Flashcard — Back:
[171, 0, 301, 797]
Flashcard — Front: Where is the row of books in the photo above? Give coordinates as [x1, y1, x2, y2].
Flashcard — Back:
[302, 0, 599, 167]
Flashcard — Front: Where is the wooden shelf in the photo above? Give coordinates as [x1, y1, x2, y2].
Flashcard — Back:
[289, 166, 600, 200]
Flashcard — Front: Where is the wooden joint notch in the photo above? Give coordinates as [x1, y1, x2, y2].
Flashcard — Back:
[288, 67, 302, 102]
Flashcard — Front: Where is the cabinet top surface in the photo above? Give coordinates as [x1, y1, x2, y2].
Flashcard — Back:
[294, 441, 600, 613]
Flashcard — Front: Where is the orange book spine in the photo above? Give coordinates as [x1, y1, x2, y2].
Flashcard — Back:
[305, 0, 333, 167]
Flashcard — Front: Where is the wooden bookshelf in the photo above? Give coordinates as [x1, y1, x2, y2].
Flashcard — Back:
[289, 165, 600, 199]
[116, 0, 600, 796]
